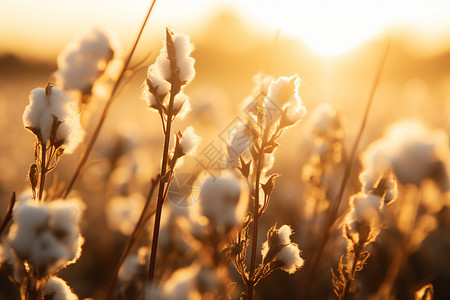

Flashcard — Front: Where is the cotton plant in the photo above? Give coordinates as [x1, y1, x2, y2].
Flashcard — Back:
[222, 73, 307, 299]
[356, 120, 450, 299]
[22, 84, 85, 201]
[300, 103, 344, 252]
[140, 28, 202, 285]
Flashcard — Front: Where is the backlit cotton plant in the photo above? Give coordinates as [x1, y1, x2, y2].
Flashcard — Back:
[141, 28, 201, 285]
[300, 103, 344, 255]
[22, 84, 84, 200]
[224, 73, 307, 299]
[358, 120, 450, 299]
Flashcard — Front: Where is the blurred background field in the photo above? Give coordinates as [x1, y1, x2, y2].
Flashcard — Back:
[1, 1, 450, 299]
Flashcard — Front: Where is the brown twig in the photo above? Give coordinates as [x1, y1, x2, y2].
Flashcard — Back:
[0, 192, 16, 237]
[247, 130, 269, 300]
[61, 0, 158, 199]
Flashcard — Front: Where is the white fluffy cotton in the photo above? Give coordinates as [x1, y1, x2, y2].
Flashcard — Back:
[360, 120, 450, 192]
[56, 27, 117, 94]
[44, 277, 79, 300]
[23, 86, 84, 153]
[152, 31, 195, 84]
[278, 225, 293, 245]
[265, 75, 306, 126]
[143, 30, 195, 117]
[275, 244, 304, 274]
[197, 171, 246, 231]
[179, 126, 201, 155]
[7, 199, 84, 274]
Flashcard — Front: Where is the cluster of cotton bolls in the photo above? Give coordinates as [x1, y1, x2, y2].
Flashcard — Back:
[261, 225, 304, 275]
[332, 119, 450, 299]
[141, 29, 195, 120]
[5, 199, 84, 276]
[192, 171, 248, 237]
[360, 120, 450, 193]
[0, 198, 84, 299]
[23, 85, 84, 154]
[56, 27, 121, 98]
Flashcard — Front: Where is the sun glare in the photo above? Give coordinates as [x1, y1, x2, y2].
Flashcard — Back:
[235, 0, 450, 57]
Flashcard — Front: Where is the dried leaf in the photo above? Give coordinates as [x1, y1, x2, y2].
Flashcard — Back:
[261, 174, 280, 199]
[28, 164, 38, 193]
[238, 156, 251, 178]
[264, 141, 279, 154]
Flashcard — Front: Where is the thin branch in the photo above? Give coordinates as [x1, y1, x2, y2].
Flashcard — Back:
[0, 192, 16, 237]
[247, 129, 269, 300]
[147, 65, 180, 284]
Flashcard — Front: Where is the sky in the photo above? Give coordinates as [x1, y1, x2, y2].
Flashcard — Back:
[1, 0, 450, 60]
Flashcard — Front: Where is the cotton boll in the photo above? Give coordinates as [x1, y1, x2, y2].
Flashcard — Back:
[172, 33, 195, 83]
[23, 86, 84, 153]
[267, 75, 302, 107]
[360, 120, 450, 192]
[44, 277, 79, 300]
[198, 171, 247, 232]
[280, 101, 307, 128]
[47, 200, 84, 247]
[29, 231, 66, 272]
[145, 68, 171, 105]
[278, 225, 293, 245]
[56, 114, 85, 154]
[275, 244, 304, 274]
[349, 193, 382, 226]
[154, 48, 172, 82]
[345, 193, 383, 245]
[8, 202, 48, 259]
[23, 88, 48, 131]
[56, 27, 117, 94]
[8, 199, 84, 274]
[267, 76, 297, 106]
[47, 87, 73, 121]
[179, 126, 201, 156]
[173, 93, 191, 119]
